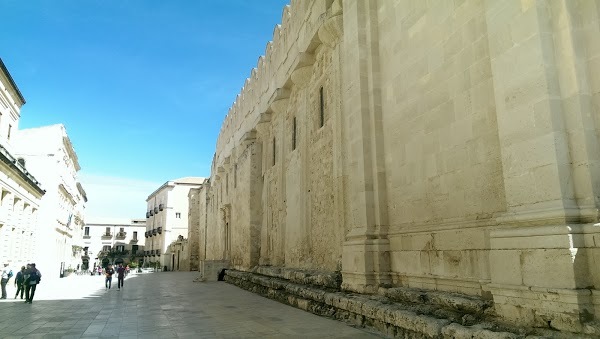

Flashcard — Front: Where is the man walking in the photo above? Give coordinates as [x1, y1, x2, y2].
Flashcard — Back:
[105, 264, 115, 290]
[14, 266, 25, 299]
[25, 263, 41, 304]
[117, 264, 125, 290]
[1, 263, 12, 299]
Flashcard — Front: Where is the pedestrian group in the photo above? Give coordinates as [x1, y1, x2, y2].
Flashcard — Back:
[1, 262, 42, 303]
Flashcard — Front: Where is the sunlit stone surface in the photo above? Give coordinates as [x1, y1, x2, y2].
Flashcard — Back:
[187, 0, 600, 336]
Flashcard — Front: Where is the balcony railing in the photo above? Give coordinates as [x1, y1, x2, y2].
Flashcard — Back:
[157, 227, 162, 234]
[131, 238, 138, 243]
[149, 210, 154, 216]
[83, 235, 91, 239]
[146, 212, 150, 218]
[159, 203, 164, 211]
[116, 232, 126, 239]
[154, 207, 159, 214]
[152, 228, 157, 236]
[101, 232, 112, 239]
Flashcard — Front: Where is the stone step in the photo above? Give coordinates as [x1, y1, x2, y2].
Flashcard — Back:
[225, 269, 524, 338]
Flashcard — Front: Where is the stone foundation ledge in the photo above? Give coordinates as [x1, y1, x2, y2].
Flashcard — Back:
[381, 287, 494, 317]
[251, 265, 342, 289]
[225, 269, 556, 338]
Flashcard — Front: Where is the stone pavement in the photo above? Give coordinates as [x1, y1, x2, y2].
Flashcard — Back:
[0, 271, 382, 338]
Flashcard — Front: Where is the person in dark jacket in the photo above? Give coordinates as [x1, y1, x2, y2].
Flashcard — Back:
[25, 263, 41, 304]
[117, 264, 126, 290]
[105, 264, 115, 289]
[14, 266, 25, 299]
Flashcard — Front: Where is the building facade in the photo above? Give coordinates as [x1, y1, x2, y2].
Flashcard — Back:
[83, 218, 145, 269]
[192, 0, 600, 335]
[0, 58, 45, 267]
[144, 177, 203, 270]
[13, 124, 87, 279]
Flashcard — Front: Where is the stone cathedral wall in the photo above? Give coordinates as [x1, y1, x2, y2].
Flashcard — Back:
[193, 0, 600, 334]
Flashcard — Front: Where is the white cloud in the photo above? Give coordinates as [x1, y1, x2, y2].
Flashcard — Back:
[78, 172, 162, 220]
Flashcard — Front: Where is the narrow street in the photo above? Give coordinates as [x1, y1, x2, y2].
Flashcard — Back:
[0, 271, 381, 338]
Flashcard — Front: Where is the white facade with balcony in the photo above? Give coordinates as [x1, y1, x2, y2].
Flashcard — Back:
[13, 124, 87, 279]
[83, 218, 145, 269]
[145, 177, 203, 270]
[0, 59, 45, 267]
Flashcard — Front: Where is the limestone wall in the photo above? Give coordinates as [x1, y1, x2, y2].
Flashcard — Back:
[193, 0, 600, 333]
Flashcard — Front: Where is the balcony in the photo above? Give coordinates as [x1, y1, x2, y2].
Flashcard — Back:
[131, 238, 138, 244]
[157, 227, 162, 234]
[116, 232, 126, 240]
[154, 207, 159, 214]
[83, 235, 91, 239]
[159, 203, 164, 211]
[152, 228, 157, 236]
[101, 232, 112, 239]
[144, 231, 149, 238]
[146, 212, 150, 218]
[149, 210, 154, 216]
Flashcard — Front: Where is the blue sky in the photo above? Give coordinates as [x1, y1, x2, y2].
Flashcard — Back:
[2, 0, 289, 218]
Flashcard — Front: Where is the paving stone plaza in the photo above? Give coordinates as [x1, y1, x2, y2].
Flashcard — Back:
[0, 272, 381, 338]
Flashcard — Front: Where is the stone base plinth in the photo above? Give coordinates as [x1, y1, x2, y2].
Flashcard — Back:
[200, 260, 230, 281]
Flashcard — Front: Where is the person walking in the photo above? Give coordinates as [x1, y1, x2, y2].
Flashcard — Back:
[14, 266, 25, 299]
[105, 264, 115, 290]
[25, 263, 41, 304]
[97, 265, 102, 276]
[1, 263, 12, 299]
[116, 264, 125, 290]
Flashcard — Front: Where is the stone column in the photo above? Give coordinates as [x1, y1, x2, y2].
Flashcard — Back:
[485, 0, 600, 332]
[340, 0, 391, 293]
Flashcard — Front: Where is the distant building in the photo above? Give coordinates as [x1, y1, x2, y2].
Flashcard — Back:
[83, 218, 145, 269]
[13, 124, 87, 279]
[0, 58, 45, 266]
[145, 177, 204, 270]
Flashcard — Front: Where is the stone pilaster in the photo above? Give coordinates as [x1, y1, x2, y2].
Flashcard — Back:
[485, 0, 600, 332]
[340, 0, 390, 293]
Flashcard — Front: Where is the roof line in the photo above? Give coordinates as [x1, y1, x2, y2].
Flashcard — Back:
[0, 58, 26, 105]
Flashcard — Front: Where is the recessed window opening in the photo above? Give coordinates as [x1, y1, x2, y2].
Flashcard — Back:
[292, 117, 297, 150]
[272, 137, 276, 166]
[319, 86, 325, 128]
[234, 164, 237, 188]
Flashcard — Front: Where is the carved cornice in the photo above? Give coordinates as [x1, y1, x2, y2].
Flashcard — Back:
[318, 14, 343, 47]
[270, 98, 289, 114]
[291, 66, 313, 87]
[268, 88, 291, 115]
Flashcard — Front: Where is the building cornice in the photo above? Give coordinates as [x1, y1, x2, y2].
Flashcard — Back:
[0, 144, 44, 197]
[0, 58, 26, 105]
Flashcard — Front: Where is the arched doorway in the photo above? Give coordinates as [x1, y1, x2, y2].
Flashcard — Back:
[101, 258, 109, 268]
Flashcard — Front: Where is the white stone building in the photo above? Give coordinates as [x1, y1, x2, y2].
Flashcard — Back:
[13, 124, 87, 279]
[0, 58, 45, 267]
[83, 218, 145, 270]
[191, 0, 600, 335]
[145, 177, 203, 270]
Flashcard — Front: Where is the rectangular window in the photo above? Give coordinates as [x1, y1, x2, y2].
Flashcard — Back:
[119, 227, 124, 233]
[176, 212, 181, 218]
[234, 164, 237, 188]
[272, 137, 276, 166]
[105, 227, 110, 235]
[292, 116, 297, 150]
[319, 86, 325, 128]
[84, 227, 90, 236]
[132, 245, 138, 254]
[103, 245, 111, 252]
[133, 231, 137, 240]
